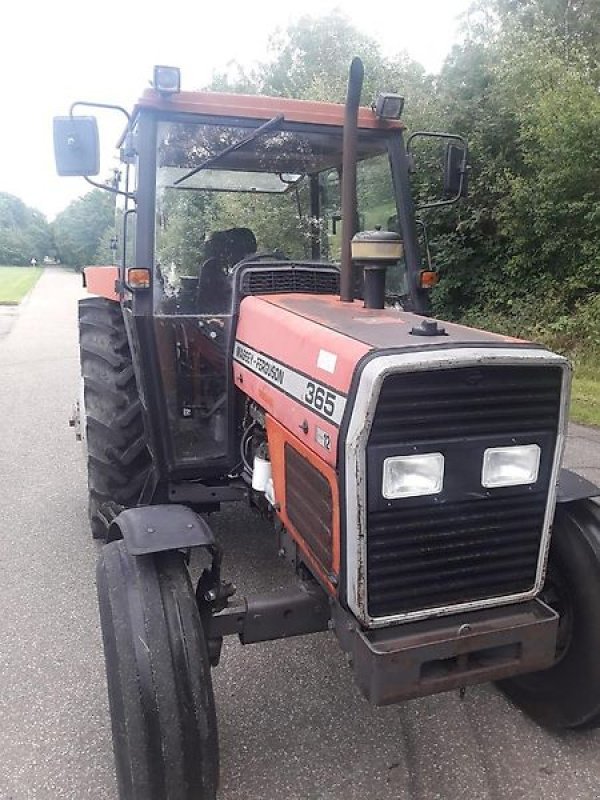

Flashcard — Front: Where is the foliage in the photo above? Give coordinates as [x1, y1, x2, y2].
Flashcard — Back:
[52, 190, 115, 267]
[212, 11, 436, 129]
[156, 190, 220, 276]
[428, 2, 600, 340]
[0, 193, 52, 265]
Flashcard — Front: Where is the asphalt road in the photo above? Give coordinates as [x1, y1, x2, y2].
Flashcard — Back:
[2, 267, 600, 800]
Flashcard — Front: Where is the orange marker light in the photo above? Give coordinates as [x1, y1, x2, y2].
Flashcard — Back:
[127, 268, 151, 289]
[420, 270, 439, 289]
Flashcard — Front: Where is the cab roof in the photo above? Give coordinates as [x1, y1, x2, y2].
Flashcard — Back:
[135, 88, 405, 130]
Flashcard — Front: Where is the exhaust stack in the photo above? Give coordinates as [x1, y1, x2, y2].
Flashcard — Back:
[340, 57, 364, 303]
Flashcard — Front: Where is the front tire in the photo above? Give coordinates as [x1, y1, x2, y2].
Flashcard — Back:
[97, 541, 219, 799]
[499, 498, 600, 729]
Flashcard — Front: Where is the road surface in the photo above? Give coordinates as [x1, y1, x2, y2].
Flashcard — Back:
[1, 267, 600, 800]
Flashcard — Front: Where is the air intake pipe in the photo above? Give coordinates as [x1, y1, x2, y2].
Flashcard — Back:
[351, 229, 404, 309]
[340, 57, 364, 303]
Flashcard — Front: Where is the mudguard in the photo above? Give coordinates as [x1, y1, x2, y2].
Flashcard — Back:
[557, 468, 600, 504]
[108, 504, 215, 555]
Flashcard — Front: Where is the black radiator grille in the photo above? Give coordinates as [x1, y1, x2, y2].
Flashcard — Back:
[365, 364, 563, 618]
[367, 495, 547, 616]
[369, 365, 562, 445]
[285, 444, 333, 571]
[241, 268, 339, 297]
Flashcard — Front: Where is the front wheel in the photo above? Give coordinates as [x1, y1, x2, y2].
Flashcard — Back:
[97, 541, 219, 799]
[499, 498, 600, 729]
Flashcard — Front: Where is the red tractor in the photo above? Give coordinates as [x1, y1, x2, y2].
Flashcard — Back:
[54, 60, 600, 799]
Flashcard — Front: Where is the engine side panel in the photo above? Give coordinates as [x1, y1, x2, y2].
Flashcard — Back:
[234, 295, 370, 466]
[266, 415, 341, 593]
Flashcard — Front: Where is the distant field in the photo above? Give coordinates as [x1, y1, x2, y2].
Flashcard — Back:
[0, 266, 43, 304]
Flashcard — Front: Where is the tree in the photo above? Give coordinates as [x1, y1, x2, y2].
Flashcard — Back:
[211, 12, 435, 130]
[428, 1, 600, 334]
[0, 193, 52, 265]
[493, 0, 600, 73]
[52, 190, 115, 267]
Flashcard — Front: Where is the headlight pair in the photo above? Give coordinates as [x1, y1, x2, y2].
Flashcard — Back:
[382, 444, 541, 500]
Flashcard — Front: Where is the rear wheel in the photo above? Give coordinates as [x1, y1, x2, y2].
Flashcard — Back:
[78, 297, 150, 539]
[499, 498, 600, 729]
[97, 541, 219, 799]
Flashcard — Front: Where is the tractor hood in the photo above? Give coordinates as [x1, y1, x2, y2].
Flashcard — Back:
[233, 293, 545, 468]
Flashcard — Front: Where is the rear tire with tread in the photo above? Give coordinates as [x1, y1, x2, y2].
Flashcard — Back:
[78, 297, 150, 539]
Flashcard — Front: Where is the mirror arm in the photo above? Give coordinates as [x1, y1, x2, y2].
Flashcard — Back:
[69, 100, 131, 126]
[68, 101, 135, 194]
[83, 175, 136, 201]
[415, 194, 463, 213]
[406, 131, 468, 156]
[406, 131, 468, 212]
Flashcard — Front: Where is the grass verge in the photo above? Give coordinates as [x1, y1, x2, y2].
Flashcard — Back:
[0, 266, 43, 304]
[571, 363, 600, 428]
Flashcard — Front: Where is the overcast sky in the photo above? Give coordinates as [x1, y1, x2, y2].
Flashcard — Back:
[2, 0, 470, 219]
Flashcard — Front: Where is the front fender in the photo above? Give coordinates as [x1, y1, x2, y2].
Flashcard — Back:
[108, 504, 215, 555]
[557, 468, 600, 504]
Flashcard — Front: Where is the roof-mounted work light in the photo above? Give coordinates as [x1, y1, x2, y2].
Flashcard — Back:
[153, 65, 181, 96]
[373, 93, 405, 120]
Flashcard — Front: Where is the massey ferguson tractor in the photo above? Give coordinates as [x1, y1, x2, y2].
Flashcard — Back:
[54, 60, 600, 799]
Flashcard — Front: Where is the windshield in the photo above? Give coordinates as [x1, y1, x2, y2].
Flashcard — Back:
[154, 119, 403, 315]
[151, 117, 405, 468]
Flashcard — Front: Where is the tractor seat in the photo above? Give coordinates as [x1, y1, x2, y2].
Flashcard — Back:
[197, 228, 257, 313]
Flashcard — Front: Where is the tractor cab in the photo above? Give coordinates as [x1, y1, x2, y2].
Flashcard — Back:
[56, 67, 454, 488]
[145, 92, 409, 477]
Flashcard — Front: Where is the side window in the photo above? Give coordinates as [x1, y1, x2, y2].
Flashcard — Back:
[320, 169, 342, 262]
[357, 153, 407, 300]
[357, 153, 396, 231]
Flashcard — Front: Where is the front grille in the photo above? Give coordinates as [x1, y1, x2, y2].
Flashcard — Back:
[365, 364, 563, 618]
[285, 444, 333, 571]
[369, 365, 562, 445]
[241, 267, 339, 297]
[367, 494, 547, 616]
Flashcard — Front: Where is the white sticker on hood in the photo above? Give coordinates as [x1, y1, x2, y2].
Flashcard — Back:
[317, 349, 337, 374]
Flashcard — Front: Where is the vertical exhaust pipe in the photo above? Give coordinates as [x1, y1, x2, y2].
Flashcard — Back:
[340, 57, 364, 303]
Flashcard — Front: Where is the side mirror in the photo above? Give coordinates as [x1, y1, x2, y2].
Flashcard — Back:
[443, 143, 468, 199]
[53, 116, 100, 176]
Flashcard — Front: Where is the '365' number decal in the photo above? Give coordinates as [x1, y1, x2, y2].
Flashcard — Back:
[304, 381, 336, 418]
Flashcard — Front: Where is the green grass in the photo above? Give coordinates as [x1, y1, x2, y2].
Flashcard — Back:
[0, 266, 43, 304]
[571, 363, 600, 427]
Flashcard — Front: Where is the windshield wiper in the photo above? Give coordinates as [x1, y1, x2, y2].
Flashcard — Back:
[174, 114, 284, 187]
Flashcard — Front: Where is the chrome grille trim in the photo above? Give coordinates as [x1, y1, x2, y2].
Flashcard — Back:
[344, 347, 571, 628]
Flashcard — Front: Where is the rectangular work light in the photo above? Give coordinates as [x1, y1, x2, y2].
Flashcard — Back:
[482, 444, 541, 489]
[382, 453, 444, 499]
[153, 65, 181, 96]
[373, 93, 405, 120]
